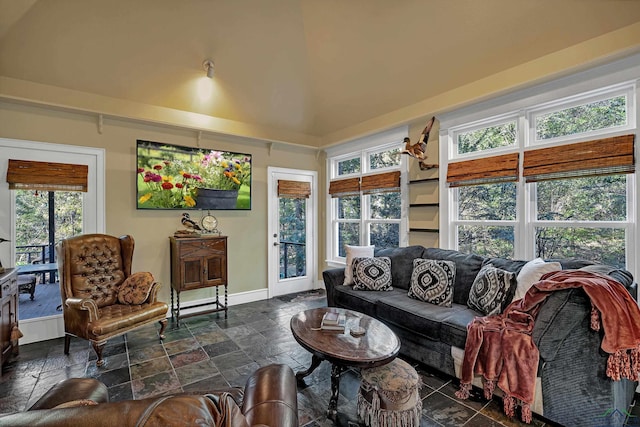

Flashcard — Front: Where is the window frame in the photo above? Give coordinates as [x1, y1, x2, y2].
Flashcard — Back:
[440, 65, 638, 278]
[326, 126, 408, 265]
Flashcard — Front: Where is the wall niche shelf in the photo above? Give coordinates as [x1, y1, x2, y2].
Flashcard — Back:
[408, 177, 439, 184]
[409, 202, 439, 207]
[409, 228, 439, 233]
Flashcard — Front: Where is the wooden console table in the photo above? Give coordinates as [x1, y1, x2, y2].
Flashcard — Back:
[169, 235, 228, 326]
[0, 268, 19, 375]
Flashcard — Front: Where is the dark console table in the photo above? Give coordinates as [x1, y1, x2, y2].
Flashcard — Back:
[169, 235, 228, 326]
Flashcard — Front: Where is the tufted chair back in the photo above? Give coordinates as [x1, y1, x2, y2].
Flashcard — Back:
[59, 234, 133, 308]
[56, 234, 168, 367]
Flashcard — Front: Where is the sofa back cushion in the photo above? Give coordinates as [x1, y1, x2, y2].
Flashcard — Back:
[375, 246, 428, 290]
[422, 248, 485, 305]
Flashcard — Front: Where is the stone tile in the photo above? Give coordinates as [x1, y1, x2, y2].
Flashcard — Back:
[212, 350, 253, 372]
[91, 366, 131, 388]
[130, 356, 172, 380]
[163, 337, 200, 356]
[174, 359, 219, 386]
[109, 381, 134, 402]
[131, 371, 181, 400]
[202, 340, 240, 358]
[169, 347, 208, 369]
[128, 343, 166, 365]
[85, 352, 129, 377]
[181, 372, 230, 393]
[421, 391, 478, 427]
[194, 329, 230, 346]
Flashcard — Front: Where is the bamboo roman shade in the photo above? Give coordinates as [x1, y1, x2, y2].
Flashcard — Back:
[6, 159, 88, 192]
[361, 171, 401, 194]
[328, 177, 360, 197]
[447, 153, 519, 187]
[278, 180, 311, 198]
[523, 134, 635, 182]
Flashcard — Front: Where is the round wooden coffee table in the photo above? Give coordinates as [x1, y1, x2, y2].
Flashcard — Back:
[290, 307, 401, 421]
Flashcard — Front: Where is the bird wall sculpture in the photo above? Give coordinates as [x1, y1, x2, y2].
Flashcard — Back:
[402, 116, 437, 170]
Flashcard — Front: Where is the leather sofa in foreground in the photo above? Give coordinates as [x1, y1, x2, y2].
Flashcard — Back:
[0, 364, 298, 427]
[323, 246, 638, 427]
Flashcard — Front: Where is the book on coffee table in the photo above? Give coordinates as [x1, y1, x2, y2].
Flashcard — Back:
[321, 312, 346, 331]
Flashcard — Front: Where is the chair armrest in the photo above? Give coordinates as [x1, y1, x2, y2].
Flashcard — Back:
[28, 378, 109, 410]
[242, 364, 298, 427]
[147, 281, 162, 303]
[65, 297, 100, 321]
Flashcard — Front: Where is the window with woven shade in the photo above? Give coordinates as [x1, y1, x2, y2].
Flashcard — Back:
[361, 171, 401, 194]
[6, 159, 88, 192]
[446, 153, 519, 187]
[328, 177, 360, 197]
[523, 134, 635, 182]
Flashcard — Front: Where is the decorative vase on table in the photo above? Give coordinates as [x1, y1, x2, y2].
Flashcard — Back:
[195, 188, 239, 210]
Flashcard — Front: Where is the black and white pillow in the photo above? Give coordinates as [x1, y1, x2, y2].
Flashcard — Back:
[352, 257, 393, 291]
[467, 263, 515, 316]
[408, 259, 455, 307]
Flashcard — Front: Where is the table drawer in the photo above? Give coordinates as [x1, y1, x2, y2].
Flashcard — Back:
[0, 276, 17, 299]
[178, 238, 226, 258]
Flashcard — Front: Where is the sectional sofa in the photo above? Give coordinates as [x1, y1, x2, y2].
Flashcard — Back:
[322, 245, 638, 427]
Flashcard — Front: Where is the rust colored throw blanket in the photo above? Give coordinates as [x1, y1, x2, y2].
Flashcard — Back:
[455, 270, 640, 423]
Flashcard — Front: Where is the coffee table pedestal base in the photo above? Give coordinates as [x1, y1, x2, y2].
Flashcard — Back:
[295, 356, 346, 422]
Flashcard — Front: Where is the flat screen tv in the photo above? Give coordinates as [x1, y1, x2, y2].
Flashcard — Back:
[136, 140, 251, 210]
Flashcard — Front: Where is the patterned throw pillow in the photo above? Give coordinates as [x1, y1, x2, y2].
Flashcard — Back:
[117, 272, 155, 305]
[467, 264, 515, 316]
[408, 259, 456, 307]
[352, 257, 393, 291]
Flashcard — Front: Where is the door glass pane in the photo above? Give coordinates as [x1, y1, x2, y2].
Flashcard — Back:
[15, 190, 82, 320]
[279, 197, 306, 279]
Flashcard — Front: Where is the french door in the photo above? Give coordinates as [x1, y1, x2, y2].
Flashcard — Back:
[0, 138, 105, 343]
[267, 167, 317, 297]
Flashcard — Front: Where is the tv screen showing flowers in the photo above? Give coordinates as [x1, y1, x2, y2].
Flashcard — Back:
[136, 140, 252, 210]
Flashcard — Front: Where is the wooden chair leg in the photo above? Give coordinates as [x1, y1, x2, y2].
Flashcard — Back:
[64, 335, 71, 355]
[158, 319, 168, 340]
[92, 341, 106, 367]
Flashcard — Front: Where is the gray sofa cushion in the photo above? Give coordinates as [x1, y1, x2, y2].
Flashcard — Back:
[422, 248, 486, 305]
[440, 305, 479, 349]
[375, 246, 428, 291]
[332, 285, 407, 318]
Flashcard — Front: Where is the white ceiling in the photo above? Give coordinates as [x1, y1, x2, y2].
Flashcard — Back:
[1, 0, 640, 145]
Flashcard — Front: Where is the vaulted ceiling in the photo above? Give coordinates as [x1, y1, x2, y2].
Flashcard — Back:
[1, 0, 640, 147]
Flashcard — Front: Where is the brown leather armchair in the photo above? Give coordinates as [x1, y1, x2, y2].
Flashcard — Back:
[0, 364, 298, 427]
[57, 234, 168, 366]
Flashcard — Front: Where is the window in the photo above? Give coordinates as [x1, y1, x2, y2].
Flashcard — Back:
[326, 127, 407, 263]
[442, 80, 636, 273]
[454, 118, 517, 155]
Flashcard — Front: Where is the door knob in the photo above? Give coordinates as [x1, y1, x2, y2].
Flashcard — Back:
[273, 242, 279, 246]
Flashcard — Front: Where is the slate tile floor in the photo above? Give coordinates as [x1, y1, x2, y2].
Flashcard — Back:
[1, 289, 639, 426]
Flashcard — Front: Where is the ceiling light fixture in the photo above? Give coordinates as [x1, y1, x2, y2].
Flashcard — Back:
[203, 59, 215, 78]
